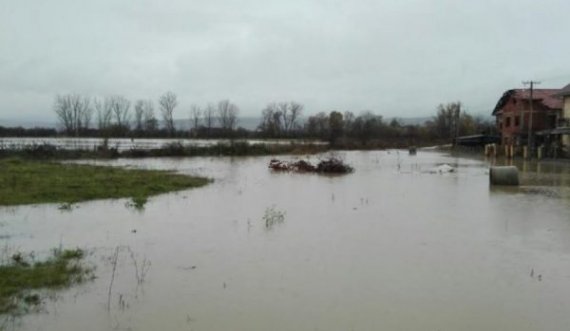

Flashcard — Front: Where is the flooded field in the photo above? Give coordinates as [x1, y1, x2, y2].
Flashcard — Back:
[0, 137, 324, 151]
[1, 150, 570, 331]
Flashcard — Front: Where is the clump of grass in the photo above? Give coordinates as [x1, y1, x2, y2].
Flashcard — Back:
[0, 248, 92, 315]
[58, 202, 74, 211]
[262, 206, 286, 229]
[127, 196, 148, 211]
[55, 248, 84, 260]
[0, 158, 211, 206]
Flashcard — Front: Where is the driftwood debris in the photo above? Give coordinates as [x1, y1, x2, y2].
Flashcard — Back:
[269, 158, 353, 174]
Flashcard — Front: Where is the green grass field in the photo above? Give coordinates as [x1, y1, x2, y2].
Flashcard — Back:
[0, 158, 210, 206]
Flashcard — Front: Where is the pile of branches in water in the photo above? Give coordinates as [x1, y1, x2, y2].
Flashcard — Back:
[269, 157, 353, 174]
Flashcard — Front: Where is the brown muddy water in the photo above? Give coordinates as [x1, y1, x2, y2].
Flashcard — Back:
[1, 150, 570, 331]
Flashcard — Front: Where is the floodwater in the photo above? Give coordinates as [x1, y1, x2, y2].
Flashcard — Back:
[1, 150, 570, 331]
[0, 137, 324, 151]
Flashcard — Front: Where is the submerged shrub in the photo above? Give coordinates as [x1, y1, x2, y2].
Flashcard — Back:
[262, 206, 286, 229]
[315, 158, 353, 173]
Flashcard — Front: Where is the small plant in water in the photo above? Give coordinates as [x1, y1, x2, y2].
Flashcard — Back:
[262, 206, 286, 229]
[0, 248, 92, 315]
[105, 245, 152, 312]
[127, 247, 151, 285]
[58, 202, 74, 211]
[126, 196, 148, 211]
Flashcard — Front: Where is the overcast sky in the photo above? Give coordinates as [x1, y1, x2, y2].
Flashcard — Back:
[1, 0, 569, 123]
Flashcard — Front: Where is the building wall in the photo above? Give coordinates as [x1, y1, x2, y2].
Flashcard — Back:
[497, 97, 552, 145]
[562, 96, 570, 147]
[498, 98, 520, 144]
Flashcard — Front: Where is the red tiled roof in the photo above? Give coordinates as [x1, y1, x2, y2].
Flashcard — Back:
[555, 83, 570, 97]
[492, 88, 562, 115]
[512, 89, 562, 109]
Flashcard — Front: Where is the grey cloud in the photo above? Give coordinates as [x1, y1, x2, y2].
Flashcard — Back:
[1, 0, 569, 121]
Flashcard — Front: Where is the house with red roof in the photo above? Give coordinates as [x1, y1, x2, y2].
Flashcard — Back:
[492, 88, 562, 146]
[553, 84, 570, 155]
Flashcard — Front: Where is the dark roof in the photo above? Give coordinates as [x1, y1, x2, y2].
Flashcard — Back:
[492, 88, 562, 115]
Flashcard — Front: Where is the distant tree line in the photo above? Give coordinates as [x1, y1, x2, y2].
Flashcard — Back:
[257, 101, 304, 138]
[255, 101, 494, 147]
[51, 92, 241, 138]
[2, 96, 494, 147]
[0, 126, 57, 137]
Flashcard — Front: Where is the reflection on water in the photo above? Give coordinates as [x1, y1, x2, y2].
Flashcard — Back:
[1, 151, 570, 331]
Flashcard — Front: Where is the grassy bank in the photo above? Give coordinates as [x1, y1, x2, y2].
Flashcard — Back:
[0, 158, 210, 206]
[328, 137, 448, 150]
[0, 141, 328, 160]
[122, 141, 327, 157]
[0, 248, 91, 314]
[0, 139, 441, 161]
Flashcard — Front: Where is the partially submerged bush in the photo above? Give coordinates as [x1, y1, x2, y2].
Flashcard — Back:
[315, 158, 353, 173]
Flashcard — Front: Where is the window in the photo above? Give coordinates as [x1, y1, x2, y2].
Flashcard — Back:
[515, 116, 520, 127]
[505, 117, 511, 127]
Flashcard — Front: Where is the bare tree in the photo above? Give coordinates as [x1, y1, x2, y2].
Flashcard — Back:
[277, 102, 288, 131]
[433, 102, 461, 140]
[329, 111, 344, 144]
[54, 95, 74, 134]
[53, 94, 91, 136]
[159, 91, 178, 136]
[343, 111, 355, 133]
[109, 95, 131, 130]
[216, 99, 239, 135]
[204, 103, 215, 136]
[189, 104, 202, 137]
[283, 101, 303, 134]
[142, 100, 157, 132]
[258, 101, 303, 137]
[134, 100, 145, 131]
[81, 98, 93, 131]
[69, 95, 90, 136]
[258, 102, 282, 137]
[94, 97, 113, 132]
